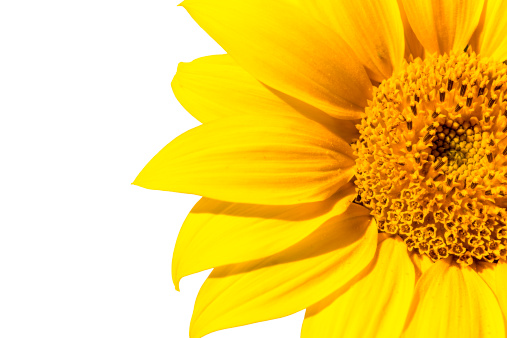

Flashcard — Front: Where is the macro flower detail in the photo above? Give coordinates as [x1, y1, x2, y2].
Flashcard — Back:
[354, 50, 507, 265]
[135, 0, 507, 337]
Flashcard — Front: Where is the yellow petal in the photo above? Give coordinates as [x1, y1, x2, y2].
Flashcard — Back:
[181, 0, 372, 119]
[133, 114, 356, 205]
[189, 204, 377, 338]
[397, 0, 424, 60]
[403, 259, 505, 337]
[477, 261, 507, 332]
[401, 0, 485, 54]
[302, 235, 415, 338]
[468, 0, 507, 61]
[410, 251, 433, 283]
[172, 183, 357, 290]
[171, 54, 297, 123]
[171, 54, 360, 142]
[302, 0, 405, 82]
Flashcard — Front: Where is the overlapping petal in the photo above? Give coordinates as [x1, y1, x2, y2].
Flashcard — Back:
[410, 251, 433, 283]
[171, 54, 360, 142]
[133, 114, 356, 205]
[396, 0, 424, 60]
[181, 0, 372, 119]
[401, 0, 485, 54]
[302, 234, 415, 338]
[403, 259, 505, 337]
[172, 183, 357, 290]
[189, 204, 377, 338]
[302, 0, 405, 82]
[477, 261, 507, 331]
[171, 55, 302, 123]
[468, 0, 507, 61]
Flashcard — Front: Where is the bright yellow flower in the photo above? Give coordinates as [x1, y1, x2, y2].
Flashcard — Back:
[134, 0, 507, 337]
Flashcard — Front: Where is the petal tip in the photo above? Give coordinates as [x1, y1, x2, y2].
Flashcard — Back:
[172, 270, 182, 292]
[131, 176, 144, 188]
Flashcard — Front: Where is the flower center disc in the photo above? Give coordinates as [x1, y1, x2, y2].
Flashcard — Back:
[353, 50, 507, 265]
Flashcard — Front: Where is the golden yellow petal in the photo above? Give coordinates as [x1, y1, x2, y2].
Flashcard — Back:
[403, 259, 505, 337]
[171, 54, 360, 142]
[189, 204, 377, 338]
[477, 261, 507, 333]
[133, 114, 356, 205]
[181, 0, 372, 119]
[302, 0, 405, 82]
[171, 55, 301, 123]
[401, 0, 485, 54]
[172, 183, 357, 290]
[468, 0, 507, 61]
[410, 251, 434, 283]
[302, 235, 415, 338]
[397, 0, 424, 60]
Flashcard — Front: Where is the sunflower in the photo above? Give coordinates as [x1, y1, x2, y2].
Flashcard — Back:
[134, 0, 507, 337]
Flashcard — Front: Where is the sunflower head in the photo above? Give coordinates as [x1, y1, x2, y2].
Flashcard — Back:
[136, 0, 507, 336]
[354, 49, 507, 265]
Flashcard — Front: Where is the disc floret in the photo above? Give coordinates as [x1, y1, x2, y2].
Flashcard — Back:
[354, 50, 507, 265]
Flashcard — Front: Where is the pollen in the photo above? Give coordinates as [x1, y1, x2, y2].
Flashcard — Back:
[353, 50, 507, 265]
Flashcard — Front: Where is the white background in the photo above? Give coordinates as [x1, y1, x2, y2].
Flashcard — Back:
[0, 1, 304, 337]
